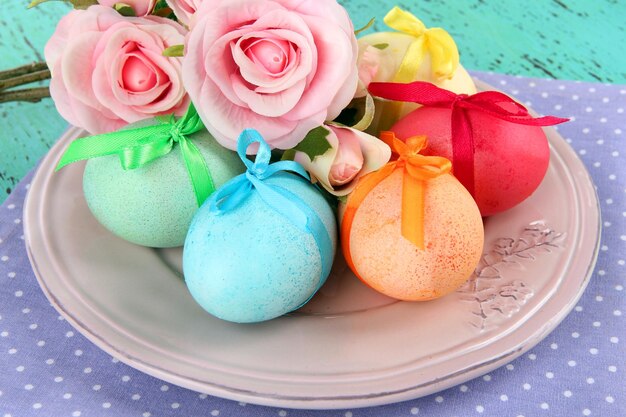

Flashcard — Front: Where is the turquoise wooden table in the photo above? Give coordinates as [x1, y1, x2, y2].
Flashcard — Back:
[0, 0, 625, 203]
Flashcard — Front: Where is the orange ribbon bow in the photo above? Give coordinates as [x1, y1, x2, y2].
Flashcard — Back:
[341, 132, 452, 274]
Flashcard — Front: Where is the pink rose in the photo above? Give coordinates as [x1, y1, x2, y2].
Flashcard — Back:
[98, 0, 157, 16]
[165, 0, 201, 26]
[45, 5, 189, 134]
[294, 125, 391, 196]
[183, 0, 359, 151]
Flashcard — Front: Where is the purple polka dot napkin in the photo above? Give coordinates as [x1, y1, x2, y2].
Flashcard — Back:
[1, 72, 624, 417]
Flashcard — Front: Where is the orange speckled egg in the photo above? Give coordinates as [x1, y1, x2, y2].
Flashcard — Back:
[342, 169, 484, 301]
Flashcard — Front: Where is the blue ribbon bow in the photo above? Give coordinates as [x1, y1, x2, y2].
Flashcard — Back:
[208, 129, 333, 296]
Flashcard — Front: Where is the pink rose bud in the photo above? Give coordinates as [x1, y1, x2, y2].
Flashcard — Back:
[183, 0, 360, 151]
[45, 6, 189, 134]
[295, 125, 391, 196]
[98, 0, 157, 16]
[165, 0, 201, 26]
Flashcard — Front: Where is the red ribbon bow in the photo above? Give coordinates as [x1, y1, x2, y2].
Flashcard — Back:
[367, 81, 569, 196]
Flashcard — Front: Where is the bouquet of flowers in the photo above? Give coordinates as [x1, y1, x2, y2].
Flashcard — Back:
[19, 0, 567, 323]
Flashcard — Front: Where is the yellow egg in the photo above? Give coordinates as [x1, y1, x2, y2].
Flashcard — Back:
[342, 169, 484, 301]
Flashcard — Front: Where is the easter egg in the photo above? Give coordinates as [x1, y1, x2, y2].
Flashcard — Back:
[183, 172, 337, 323]
[390, 107, 551, 216]
[358, 32, 476, 133]
[341, 169, 484, 301]
[83, 120, 245, 248]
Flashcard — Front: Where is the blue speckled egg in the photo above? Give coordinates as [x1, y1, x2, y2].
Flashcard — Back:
[83, 120, 245, 248]
[183, 172, 337, 323]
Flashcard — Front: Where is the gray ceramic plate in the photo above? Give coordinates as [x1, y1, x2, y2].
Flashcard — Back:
[24, 83, 600, 409]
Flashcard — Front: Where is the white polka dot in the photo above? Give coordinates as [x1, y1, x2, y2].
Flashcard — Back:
[606, 396, 614, 403]
[483, 375, 492, 381]
[74, 349, 83, 356]
[45, 359, 54, 365]
[171, 403, 180, 409]
[160, 385, 169, 392]
[102, 403, 111, 409]
[564, 390, 572, 397]
[72, 412, 81, 417]
[572, 94, 579, 100]
[506, 364, 514, 370]
[24, 384, 34, 390]
[593, 321, 601, 327]
[435, 396, 443, 403]
[410, 407, 419, 415]
[618, 108, 624, 113]
[16, 366, 24, 372]
[8, 348, 17, 354]
[582, 128, 590, 134]
[199, 394, 208, 399]
[132, 394, 141, 400]
[600, 117, 607, 123]
[612, 151, 620, 157]
[29, 323, 37, 330]
[345, 412, 353, 417]
[528, 353, 537, 360]
[621, 235, 626, 241]
[594, 162, 601, 168]
[143, 413, 151, 417]
[616, 129, 622, 134]
[614, 310, 622, 316]
[541, 92, 549, 98]
[121, 375, 130, 382]
[575, 306, 583, 312]
[619, 260, 625, 266]
[93, 385, 101, 391]
[579, 149, 587, 155]
[597, 139, 604, 145]
[22, 308, 30, 314]
[616, 285, 623, 291]
[1, 256, 8, 262]
[529, 82, 536, 87]
[14, 291, 22, 297]
[277, 411, 286, 417]
[589, 87, 596, 93]
[572, 332, 580, 338]
[595, 294, 604, 301]
[554, 104, 562, 110]
[63, 393, 72, 399]
[500, 394, 508, 401]
[33, 403, 42, 410]
[476, 405, 485, 413]
[608, 366, 617, 372]
[7, 272, 15, 278]
[460, 385, 468, 392]
[546, 372, 554, 379]
[13, 219, 20, 224]
[0, 331, 7, 337]
[83, 367, 92, 374]
[602, 97, 610, 103]
[610, 337, 619, 343]
[550, 343, 558, 350]
[523, 383, 531, 390]
[540, 402, 549, 410]
[111, 358, 119, 363]
[54, 376, 63, 382]
[604, 221, 612, 227]
[65, 331, 74, 337]
[587, 377, 595, 384]
[558, 85, 565, 90]
[583, 409, 591, 416]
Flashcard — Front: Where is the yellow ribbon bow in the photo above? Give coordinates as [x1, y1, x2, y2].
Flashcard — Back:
[341, 131, 452, 278]
[384, 6, 460, 81]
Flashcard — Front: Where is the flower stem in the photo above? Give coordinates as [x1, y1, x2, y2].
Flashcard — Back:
[0, 62, 49, 80]
[0, 87, 51, 104]
[0, 69, 51, 91]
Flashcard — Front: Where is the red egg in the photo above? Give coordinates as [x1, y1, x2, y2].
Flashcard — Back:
[390, 107, 550, 216]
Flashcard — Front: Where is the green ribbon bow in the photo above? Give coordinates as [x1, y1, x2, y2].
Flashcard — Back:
[56, 104, 215, 206]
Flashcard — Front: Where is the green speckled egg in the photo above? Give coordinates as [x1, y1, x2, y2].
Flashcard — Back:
[83, 120, 245, 248]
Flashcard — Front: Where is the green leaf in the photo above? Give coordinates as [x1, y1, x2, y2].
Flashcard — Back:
[281, 149, 296, 161]
[292, 126, 332, 161]
[114, 3, 136, 16]
[163, 44, 184, 57]
[354, 17, 375, 36]
[28, 0, 96, 8]
[69, 0, 98, 9]
[372, 43, 389, 50]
